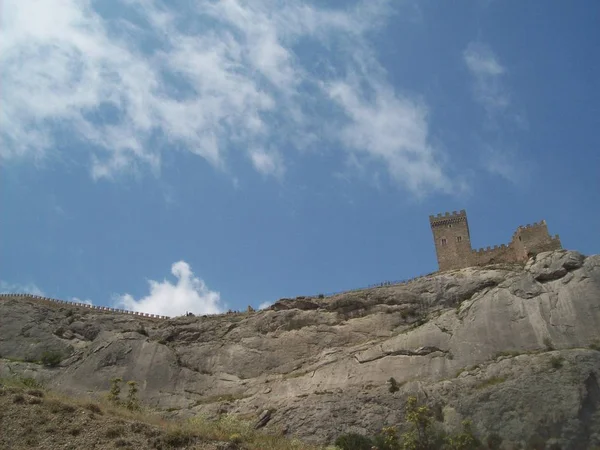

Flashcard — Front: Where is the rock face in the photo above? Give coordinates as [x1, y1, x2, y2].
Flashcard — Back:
[1, 249, 600, 449]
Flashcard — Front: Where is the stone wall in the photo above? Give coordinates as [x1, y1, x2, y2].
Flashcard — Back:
[430, 212, 563, 271]
[0, 293, 169, 319]
[429, 210, 473, 271]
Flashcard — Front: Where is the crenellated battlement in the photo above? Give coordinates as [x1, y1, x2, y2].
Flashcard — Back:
[429, 210, 466, 224]
[0, 293, 170, 319]
[473, 244, 508, 254]
[430, 210, 562, 271]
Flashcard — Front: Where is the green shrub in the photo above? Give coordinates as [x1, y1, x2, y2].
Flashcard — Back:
[105, 426, 125, 439]
[162, 428, 195, 448]
[401, 396, 435, 450]
[372, 426, 400, 450]
[486, 432, 502, 450]
[445, 420, 480, 450]
[40, 351, 63, 367]
[550, 355, 564, 369]
[543, 337, 554, 351]
[388, 377, 400, 393]
[108, 377, 123, 405]
[334, 432, 373, 450]
[126, 380, 140, 411]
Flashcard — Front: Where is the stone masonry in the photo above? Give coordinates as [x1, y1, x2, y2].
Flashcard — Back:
[430, 210, 562, 271]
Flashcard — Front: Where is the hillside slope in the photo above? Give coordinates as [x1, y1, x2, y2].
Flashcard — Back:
[1, 249, 599, 449]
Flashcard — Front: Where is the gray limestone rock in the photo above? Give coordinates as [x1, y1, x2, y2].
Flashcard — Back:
[1, 249, 599, 449]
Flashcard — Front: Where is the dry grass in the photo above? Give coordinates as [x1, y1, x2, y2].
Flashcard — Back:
[0, 376, 329, 450]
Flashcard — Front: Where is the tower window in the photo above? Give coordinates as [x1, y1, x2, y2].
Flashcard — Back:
[441, 238, 447, 246]
[448, 224, 452, 228]
[518, 236, 522, 241]
[457, 236, 462, 242]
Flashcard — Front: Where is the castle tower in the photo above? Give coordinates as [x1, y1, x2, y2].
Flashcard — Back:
[429, 210, 473, 271]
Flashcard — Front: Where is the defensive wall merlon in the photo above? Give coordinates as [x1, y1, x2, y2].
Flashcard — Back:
[0, 293, 169, 319]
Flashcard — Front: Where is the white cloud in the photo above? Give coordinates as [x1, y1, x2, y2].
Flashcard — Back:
[250, 148, 285, 179]
[463, 42, 509, 112]
[326, 76, 452, 196]
[258, 301, 273, 310]
[0, 0, 459, 196]
[0, 281, 45, 296]
[114, 261, 223, 317]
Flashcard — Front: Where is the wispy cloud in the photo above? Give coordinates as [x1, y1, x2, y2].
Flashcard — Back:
[1, 0, 460, 196]
[113, 261, 223, 317]
[464, 41, 525, 184]
[0, 281, 45, 296]
[250, 148, 286, 180]
[463, 42, 509, 113]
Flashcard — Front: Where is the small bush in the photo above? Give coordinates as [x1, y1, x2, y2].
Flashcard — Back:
[85, 402, 102, 414]
[388, 377, 400, 393]
[589, 340, 600, 351]
[27, 389, 44, 398]
[543, 337, 554, 351]
[318, 294, 325, 299]
[486, 432, 503, 450]
[229, 433, 243, 443]
[126, 380, 140, 411]
[46, 399, 76, 414]
[445, 420, 480, 450]
[41, 351, 63, 367]
[13, 394, 25, 404]
[476, 377, 506, 389]
[334, 432, 373, 450]
[18, 377, 43, 389]
[108, 377, 123, 405]
[550, 355, 564, 369]
[162, 428, 195, 448]
[105, 426, 125, 439]
[527, 434, 546, 450]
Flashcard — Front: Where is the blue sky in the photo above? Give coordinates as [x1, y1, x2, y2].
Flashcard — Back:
[1, 0, 599, 317]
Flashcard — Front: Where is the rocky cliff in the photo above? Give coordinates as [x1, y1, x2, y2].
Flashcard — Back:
[1, 250, 599, 449]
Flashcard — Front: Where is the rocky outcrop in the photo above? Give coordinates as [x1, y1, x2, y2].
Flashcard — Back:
[1, 249, 599, 449]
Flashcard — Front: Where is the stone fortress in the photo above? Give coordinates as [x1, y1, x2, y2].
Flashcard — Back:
[0, 210, 563, 318]
[430, 210, 562, 271]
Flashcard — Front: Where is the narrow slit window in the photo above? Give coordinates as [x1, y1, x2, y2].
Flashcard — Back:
[441, 238, 447, 246]
[457, 236, 462, 242]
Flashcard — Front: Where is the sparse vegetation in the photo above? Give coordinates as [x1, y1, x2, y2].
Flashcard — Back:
[108, 377, 123, 405]
[126, 381, 140, 411]
[334, 432, 373, 450]
[388, 377, 400, 393]
[486, 432, 503, 450]
[476, 377, 506, 390]
[333, 397, 486, 450]
[1, 377, 329, 449]
[543, 337, 554, 351]
[550, 355, 564, 369]
[494, 350, 522, 359]
[589, 339, 600, 351]
[40, 350, 63, 367]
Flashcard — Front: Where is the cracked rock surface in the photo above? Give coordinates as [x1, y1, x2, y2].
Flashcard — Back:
[1, 250, 600, 449]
